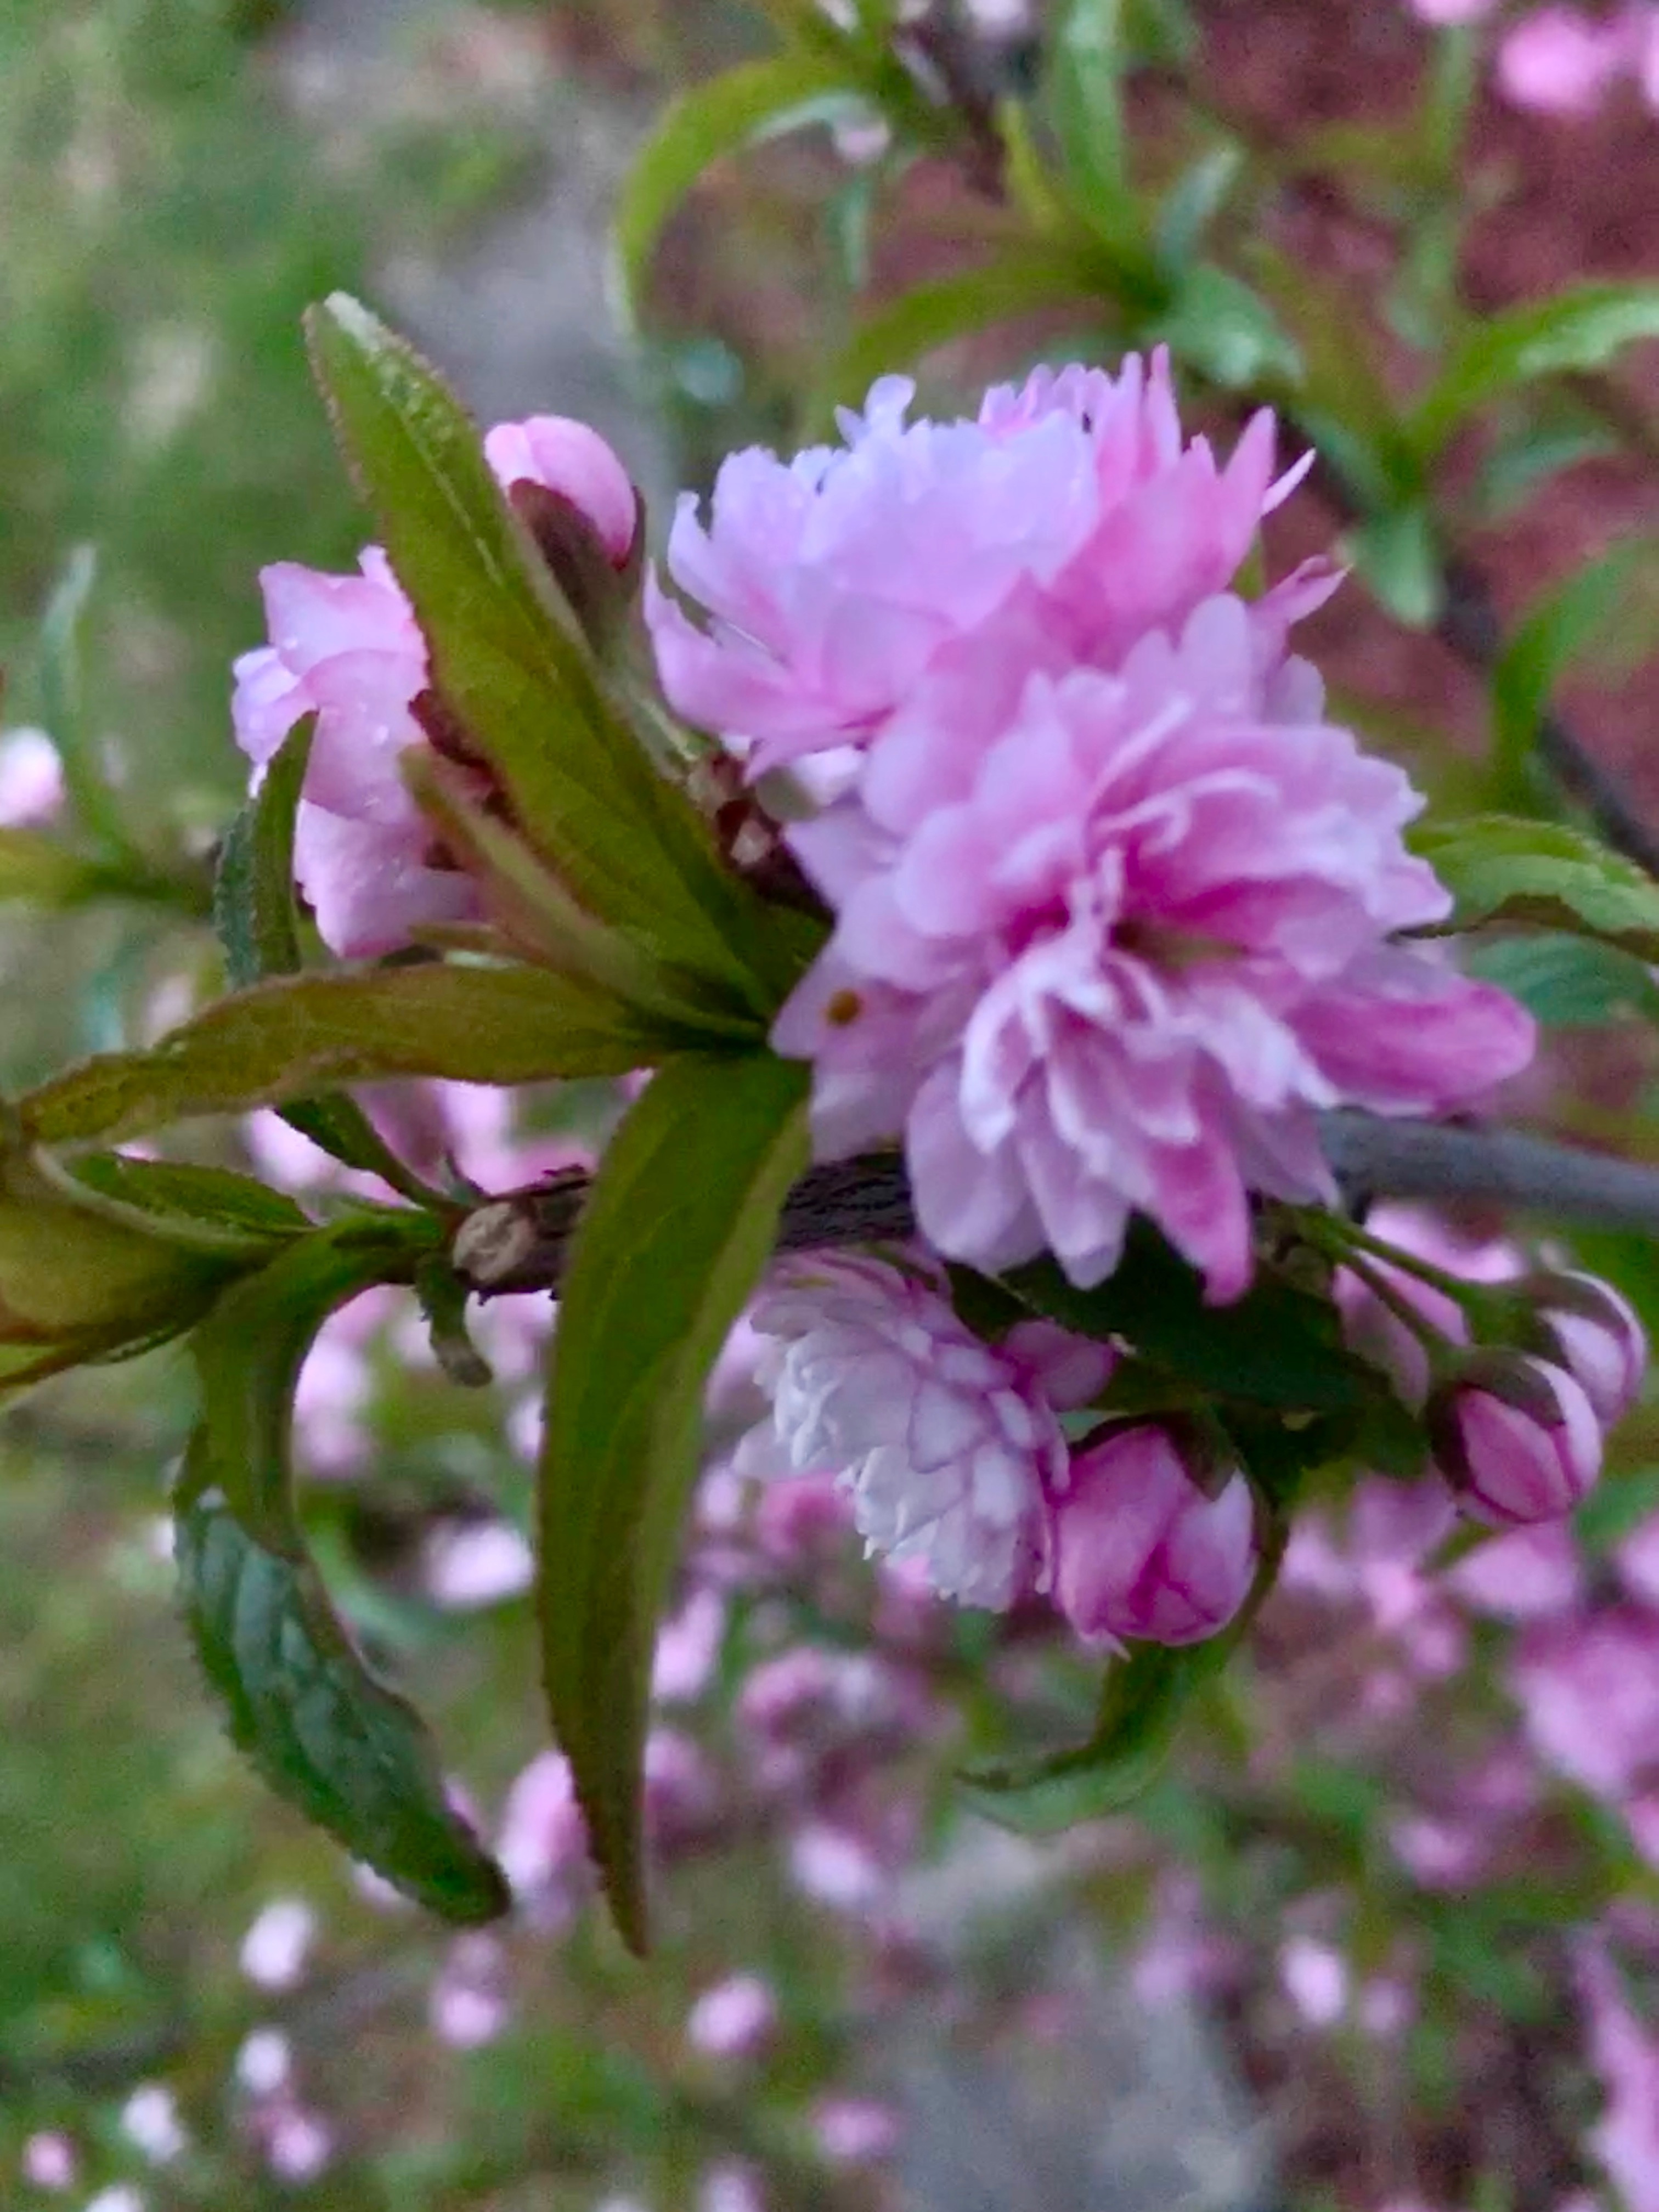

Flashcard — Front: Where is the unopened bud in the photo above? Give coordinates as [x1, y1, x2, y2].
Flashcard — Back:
[484, 415, 639, 570]
[1048, 1420, 1256, 1648]
[1430, 1353, 1601, 1527]
[1522, 1268, 1646, 1427]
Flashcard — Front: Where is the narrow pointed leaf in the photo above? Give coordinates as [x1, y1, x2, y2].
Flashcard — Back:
[1413, 815, 1659, 962]
[614, 54, 853, 321]
[21, 960, 703, 1150]
[538, 1051, 809, 1950]
[1413, 283, 1659, 460]
[179, 1227, 509, 1920]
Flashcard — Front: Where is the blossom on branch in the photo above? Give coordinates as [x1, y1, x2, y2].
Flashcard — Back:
[653, 358, 1534, 1299]
[232, 415, 638, 957]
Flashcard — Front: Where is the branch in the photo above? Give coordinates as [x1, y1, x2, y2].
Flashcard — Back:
[450, 1114, 1659, 1297]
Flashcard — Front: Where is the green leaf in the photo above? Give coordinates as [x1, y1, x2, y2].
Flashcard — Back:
[1462, 930, 1659, 1028]
[613, 54, 853, 321]
[0, 830, 110, 906]
[1153, 263, 1302, 390]
[1413, 815, 1659, 962]
[1047, 0, 1141, 247]
[33, 543, 126, 854]
[1413, 283, 1659, 460]
[538, 1051, 809, 1949]
[21, 960, 704, 1150]
[1489, 544, 1647, 799]
[1154, 143, 1245, 273]
[179, 1228, 510, 1921]
[212, 718, 453, 1198]
[215, 719, 314, 990]
[961, 1639, 1227, 1833]
[1007, 1221, 1381, 1412]
[1344, 504, 1443, 628]
[812, 246, 1107, 426]
[66, 1156, 314, 1245]
[306, 295, 798, 1019]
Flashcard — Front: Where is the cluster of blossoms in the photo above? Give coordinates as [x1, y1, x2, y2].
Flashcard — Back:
[231, 348, 1654, 1652]
[1412, 0, 1659, 116]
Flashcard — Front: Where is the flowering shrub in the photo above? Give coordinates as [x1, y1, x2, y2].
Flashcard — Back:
[8, 0, 1659, 2204]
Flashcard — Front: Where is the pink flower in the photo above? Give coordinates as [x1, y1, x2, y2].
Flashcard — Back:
[1431, 1356, 1601, 1526]
[1409, 0, 1497, 20]
[0, 727, 66, 826]
[1048, 1423, 1256, 1647]
[736, 1252, 1110, 1609]
[771, 591, 1532, 1299]
[1578, 1939, 1659, 2210]
[686, 1973, 777, 2060]
[1513, 1606, 1659, 1801]
[233, 415, 636, 957]
[1279, 1935, 1348, 2025]
[1497, 5, 1633, 113]
[428, 1933, 511, 2049]
[21, 2133, 76, 2192]
[1449, 1522, 1583, 1620]
[495, 1751, 588, 1915]
[482, 415, 638, 569]
[239, 1898, 316, 1991]
[1527, 1269, 1647, 1427]
[811, 2097, 901, 2165]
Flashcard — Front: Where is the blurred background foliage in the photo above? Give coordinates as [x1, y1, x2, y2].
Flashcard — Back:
[5, 2, 1659, 2209]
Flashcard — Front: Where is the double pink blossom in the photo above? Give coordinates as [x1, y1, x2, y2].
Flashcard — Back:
[653, 360, 1533, 1301]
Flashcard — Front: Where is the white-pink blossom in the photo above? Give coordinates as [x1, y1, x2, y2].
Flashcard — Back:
[737, 1252, 1110, 1609]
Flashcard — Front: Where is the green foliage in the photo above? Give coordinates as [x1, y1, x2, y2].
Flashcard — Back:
[538, 1051, 809, 1950]
[1046, 0, 1143, 256]
[1412, 283, 1659, 460]
[19, 960, 698, 1150]
[1489, 544, 1653, 801]
[613, 52, 856, 322]
[1414, 815, 1659, 962]
[179, 1228, 511, 1920]
[306, 293, 810, 1023]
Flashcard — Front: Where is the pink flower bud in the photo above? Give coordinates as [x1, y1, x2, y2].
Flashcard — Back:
[1431, 1356, 1601, 1527]
[482, 416, 638, 569]
[1525, 1269, 1646, 1427]
[1048, 1424, 1256, 1648]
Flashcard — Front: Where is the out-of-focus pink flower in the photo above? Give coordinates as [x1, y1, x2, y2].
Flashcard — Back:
[1498, 5, 1633, 113]
[120, 2087, 185, 2167]
[1390, 1810, 1493, 1890]
[483, 415, 638, 569]
[496, 1751, 588, 1913]
[1528, 1269, 1647, 1427]
[292, 1323, 374, 1478]
[239, 1898, 316, 1992]
[1618, 1512, 1659, 1607]
[652, 1585, 727, 1704]
[423, 1521, 534, 1609]
[82, 2190, 146, 2212]
[738, 1254, 1106, 1609]
[1049, 1424, 1256, 1648]
[1410, 0, 1497, 19]
[0, 727, 66, 826]
[789, 1822, 887, 1914]
[1578, 1938, 1659, 2210]
[644, 1727, 720, 1848]
[262, 2108, 334, 2186]
[233, 416, 635, 957]
[235, 2030, 292, 2097]
[697, 2163, 768, 2212]
[686, 1973, 777, 2060]
[428, 1933, 511, 2048]
[811, 2097, 901, 2165]
[1513, 1606, 1659, 1801]
[1449, 1522, 1584, 1620]
[21, 2133, 77, 2192]
[1432, 1357, 1601, 1526]
[1279, 1936, 1348, 2025]
[771, 601, 1531, 1303]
